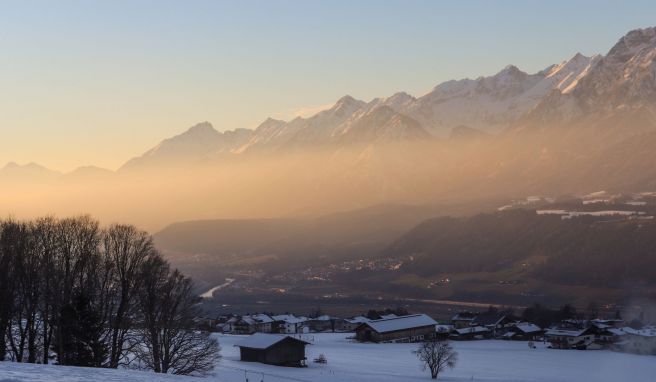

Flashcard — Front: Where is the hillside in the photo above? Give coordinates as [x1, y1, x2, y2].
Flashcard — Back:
[385, 209, 656, 286]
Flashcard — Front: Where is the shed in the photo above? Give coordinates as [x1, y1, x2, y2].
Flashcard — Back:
[236, 333, 310, 367]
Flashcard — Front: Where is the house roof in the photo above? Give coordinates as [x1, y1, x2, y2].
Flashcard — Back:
[361, 314, 437, 334]
[272, 314, 307, 324]
[471, 312, 507, 327]
[235, 333, 310, 350]
[380, 314, 398, 320]
[622, 327, 656, 337]
[545, 327, 592, 337]
[513, 322, 542, 334]
[250, 314, 274, 323]
[345, 316, 371, 324]
[452, 312, 477, 321]
[607, 328, 627, 336]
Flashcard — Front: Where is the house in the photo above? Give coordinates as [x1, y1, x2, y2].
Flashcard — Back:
[470, 311, 515, 337]
[450, 326, 490, 340]
[451, 312, 477, 329]
[232, 316, 258, 334]
[355, 314, 438, 343]
[249, 314, 275, 333]
[545, 327, 595, 349]
[342, 316, 371, 332]
[235, 333, 311, 367]
[272, 314, 309, 334]
[590, 321, 625, 347]
[306, 315, 337, 332]
[436, 324, 454, 340]
[503, 322, 543, 341]
[615, 327, 656, 355]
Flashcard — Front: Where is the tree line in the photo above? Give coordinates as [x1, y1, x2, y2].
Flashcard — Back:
[0, 216, 219, 375]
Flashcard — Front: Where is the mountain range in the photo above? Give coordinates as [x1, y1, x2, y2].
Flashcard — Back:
[4, 27, 655, 176]
[4, 27, 656, 233]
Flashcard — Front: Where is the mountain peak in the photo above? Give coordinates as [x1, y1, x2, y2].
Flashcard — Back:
[185, 121, 217, 136]
[607, 26, 656, 61]
[332, 94, 362, 110]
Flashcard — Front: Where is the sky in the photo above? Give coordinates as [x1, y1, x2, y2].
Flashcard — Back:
[1, 0, 655, 171]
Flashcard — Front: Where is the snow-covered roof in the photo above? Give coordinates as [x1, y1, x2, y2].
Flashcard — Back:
[436, 324, 454, 333]
[513, 322, 542, 334]
[345, 316, 371, 324]
[380, 314, 398, 320]
[607, 328, 626, 336]
[311, 315, 333, 321]
[240, 316, 256, 325]
[361, 314, 437, 333]
[235, 333, 310, 350]
[453, 326, 490, 335]
[545, 328, 591, 337]
[272, 314, 307, 324]
[622, 327, 656, 337]
[250, 314, 274, 323]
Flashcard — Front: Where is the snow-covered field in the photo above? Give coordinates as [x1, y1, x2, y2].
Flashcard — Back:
[1, 333, 655, 381]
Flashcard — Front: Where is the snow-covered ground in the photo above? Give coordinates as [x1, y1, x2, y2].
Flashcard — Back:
[1, 333, 655, 381]
[0, 362, 191, 382]
[212, 334, 656, 382]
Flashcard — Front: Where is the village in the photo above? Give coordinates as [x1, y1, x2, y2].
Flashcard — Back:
[199, 307, 656, 368]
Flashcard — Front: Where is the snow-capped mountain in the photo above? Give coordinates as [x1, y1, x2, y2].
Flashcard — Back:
[120, 27, 656, 170]
[523, 27, 656, 126]
[121, 122, 253, 170]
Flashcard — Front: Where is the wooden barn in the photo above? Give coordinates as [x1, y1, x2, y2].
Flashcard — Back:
[355, 314, 437, 343]
[236, 333, 310, 367]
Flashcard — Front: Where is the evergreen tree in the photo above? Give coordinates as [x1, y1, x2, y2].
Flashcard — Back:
[54, 293, 108, 367]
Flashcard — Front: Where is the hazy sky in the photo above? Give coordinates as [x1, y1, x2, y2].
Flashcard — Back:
[1, 0, 655, 171]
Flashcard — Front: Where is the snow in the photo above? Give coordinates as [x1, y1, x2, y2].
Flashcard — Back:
[361, 314, 437, 333]
[2, 333, 656, 381]
[0, 362, 191, 382]
[212, 334, 656, 382]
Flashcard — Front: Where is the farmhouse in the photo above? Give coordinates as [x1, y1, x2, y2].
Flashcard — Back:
[471, 311, 515, 337]
[355, 314, 438, 343]
[450, 326, 490, 340]
[451, 312, 477, 329]
[503, 322, 543, 341]
[236, 333, 311, 367]
[272, 314, 310, 334]
[545, 327, 595, 349]
[306, 315, 336, 332]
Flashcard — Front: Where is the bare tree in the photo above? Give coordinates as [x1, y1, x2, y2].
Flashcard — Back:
[413, 339, 458, 379]
[136, 256, 220, 375]
[102, 224, 155, 368]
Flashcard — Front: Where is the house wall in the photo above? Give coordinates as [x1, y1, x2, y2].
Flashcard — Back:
[239, 339, 307, 367]
[356, 325, 436, 343]
[264, 340, 307, 366]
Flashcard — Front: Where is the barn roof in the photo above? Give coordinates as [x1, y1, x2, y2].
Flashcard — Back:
[235, 333, 310, 350]
[361, 314, 437, 334]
